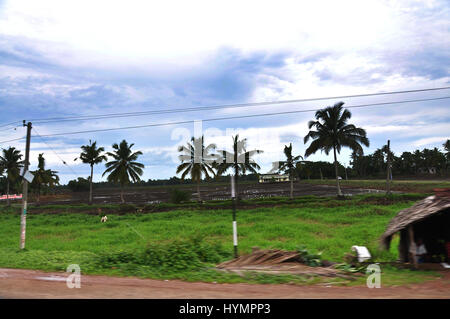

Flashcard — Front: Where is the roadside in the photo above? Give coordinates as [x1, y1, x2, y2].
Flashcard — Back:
[0, 268, 449, 299]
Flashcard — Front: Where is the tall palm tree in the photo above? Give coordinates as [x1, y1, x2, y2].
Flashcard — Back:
[278, 143, 303, 199]
[0, 147, 23, 206]
[102, 140, 144, 203]
[176, 136, 217, 201]
[443, 139, 450, 161]
[304, 102, 369, 197]
[31, 153, 59, 204]
[76, 140, 107, 204]
[215, 135, 263, 200]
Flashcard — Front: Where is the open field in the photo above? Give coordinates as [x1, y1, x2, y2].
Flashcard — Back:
[303, 179, 450, 194]
[24, 179, 450, 206]
[0, 193, 444, 287]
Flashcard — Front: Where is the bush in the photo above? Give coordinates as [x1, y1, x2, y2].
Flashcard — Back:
[118, 204, 136, 213]
[298, 245, 323, 267]
[67, 178, 90, 192]
[94, 238, 230, 273]
[169, 188, 191, 204]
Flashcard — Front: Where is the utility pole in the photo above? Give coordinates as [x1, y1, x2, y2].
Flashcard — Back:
[231, 175, 238, 259]
[386, 140, 391, 196]
[20, 121, 32, 250]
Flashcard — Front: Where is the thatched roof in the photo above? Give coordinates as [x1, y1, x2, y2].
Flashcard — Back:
[380, 189, 450, 246]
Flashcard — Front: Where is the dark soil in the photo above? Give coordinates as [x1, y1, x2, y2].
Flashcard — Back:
[32, 182, 382, 206]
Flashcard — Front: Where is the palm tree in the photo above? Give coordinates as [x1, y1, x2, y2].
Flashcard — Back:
[304, 102, 369, 197]
[443, 139, 450, 161]
[176, 136, 218, 201]
[102, 140, 144, 203]
[31, 153, 59, 204]
[0, 147, 23, 206]
[215, 135, 263, 200]
[76, 140, 107, 204]
[278, 143, 303, 199]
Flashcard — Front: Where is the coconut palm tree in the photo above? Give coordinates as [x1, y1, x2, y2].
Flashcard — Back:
[76, 140, 107, 204]
[443, 139, 450, 161]
[304, 102, 369, 197]
[278, 143, 303, 199]
[102, 140, 144, 203]
[176, 136, 218, 201]
[0, 147, 23, 206]
[31, 153, 59, 204]
[215, 135, 263, 200]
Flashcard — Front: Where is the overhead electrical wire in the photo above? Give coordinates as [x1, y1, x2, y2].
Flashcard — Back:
[0, 94, 448, 145]
[32, 127, 81, 178]
[0, 85, 449, 127]
[28, 95, 450, 139]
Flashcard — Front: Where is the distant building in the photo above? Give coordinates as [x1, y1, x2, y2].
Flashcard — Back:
[258, 174, 290, 183]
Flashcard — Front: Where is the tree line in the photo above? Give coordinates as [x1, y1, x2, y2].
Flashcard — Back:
[1, 102, 449, 204]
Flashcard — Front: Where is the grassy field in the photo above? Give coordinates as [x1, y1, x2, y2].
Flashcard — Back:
[0, 193, 441, 286]
[303, 179, 450, 193]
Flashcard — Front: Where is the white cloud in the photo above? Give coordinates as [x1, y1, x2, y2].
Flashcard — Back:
[412, 136, 449, 147]
[2, 0, 444, 70]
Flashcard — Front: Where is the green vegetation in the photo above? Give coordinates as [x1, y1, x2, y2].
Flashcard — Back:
[169, 188, 191, 204]
[30, 153, 60, 204]
[214, 134, 263, 200]
[176, 136, 218, 201]
[0, 146, 23, 206]
[102, 139, 145, 203]
[278, 143, 303, 199]
[0, 193, 440, 285]
[76, 140, 107, 205]
[303, 102, 370, 196]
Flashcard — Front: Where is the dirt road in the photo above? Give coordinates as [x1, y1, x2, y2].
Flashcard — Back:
[0, 268, 449, 299]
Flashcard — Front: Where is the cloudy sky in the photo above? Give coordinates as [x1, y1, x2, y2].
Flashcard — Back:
[0, 0, 449, 183]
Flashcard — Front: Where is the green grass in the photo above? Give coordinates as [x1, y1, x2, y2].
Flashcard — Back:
[0, 193, 440, 286]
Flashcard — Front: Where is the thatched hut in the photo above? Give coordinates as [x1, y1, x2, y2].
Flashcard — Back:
[380, 189, 450, 263]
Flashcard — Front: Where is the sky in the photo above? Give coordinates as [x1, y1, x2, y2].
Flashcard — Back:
[0, 0, 449, 184]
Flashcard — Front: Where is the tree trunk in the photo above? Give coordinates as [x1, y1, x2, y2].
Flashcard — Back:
[6, 178, 10, 207]
[333, 146, 343, 197]
[37, 183, 41, 205]
[234, 165, 239, 202]
[289, 173, 293, 199]
[120, 184, 125, 203]
[197, 180, 201, 202]
[89, 165, 93, 205]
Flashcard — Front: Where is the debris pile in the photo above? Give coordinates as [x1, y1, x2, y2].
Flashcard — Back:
[217, 248, 352, 278]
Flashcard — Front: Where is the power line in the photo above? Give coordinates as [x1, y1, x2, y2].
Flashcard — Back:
[0, 136, 26, 144]
[1, 95, 448, 145]
[1, 85, 448, 126]
[0, 120, 23, 129]
[29, 95, 450, 139]
[32, 127, 81, 178]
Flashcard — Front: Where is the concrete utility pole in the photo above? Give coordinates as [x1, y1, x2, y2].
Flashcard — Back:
[231, 175, 238, 259]
[20, 121, 32, 250]
[386, 140, 391, 196]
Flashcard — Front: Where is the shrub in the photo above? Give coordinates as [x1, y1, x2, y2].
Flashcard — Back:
[67, 178, 90, 192]
[169, 188, 191, 204]
[94, 238, 230, 273]
[298, 245, 323, 267]
[118, 204, 136, 213]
